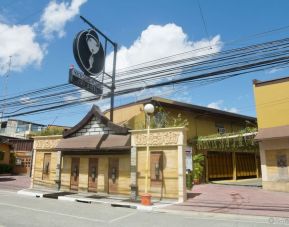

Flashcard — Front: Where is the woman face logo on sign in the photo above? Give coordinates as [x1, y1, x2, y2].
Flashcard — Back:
[86, 32, 100, 71]
[73, 29, 105, 76]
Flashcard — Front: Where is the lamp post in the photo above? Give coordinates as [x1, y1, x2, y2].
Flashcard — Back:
[141, 103, 154, 206]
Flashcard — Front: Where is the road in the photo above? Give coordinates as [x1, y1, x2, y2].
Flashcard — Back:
[0, 189, 287, 227]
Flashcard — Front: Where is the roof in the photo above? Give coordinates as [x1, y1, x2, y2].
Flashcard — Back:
[253, 75, 289, 87]
[105, 96, 256, 122]
[56, 134, 130, 151]
[63, 105, 128, 138]
[255, 125, 289, 140]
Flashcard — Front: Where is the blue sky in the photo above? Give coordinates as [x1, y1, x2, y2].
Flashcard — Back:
[1, 0, 289, 127]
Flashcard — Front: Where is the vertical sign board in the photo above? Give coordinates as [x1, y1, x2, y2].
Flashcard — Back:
[186, 146, 192, 171]
[70, 29, 105, 95]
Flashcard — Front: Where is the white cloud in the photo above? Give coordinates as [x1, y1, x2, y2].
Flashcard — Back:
[0, 23, 44, 75]
[40, 0, 87, 39]
[207, 100, 238, 113]
[106, 23, 222, 72]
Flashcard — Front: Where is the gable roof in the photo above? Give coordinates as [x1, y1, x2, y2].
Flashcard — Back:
[105, 96, 256, 122]
[63, 105, 128, 138]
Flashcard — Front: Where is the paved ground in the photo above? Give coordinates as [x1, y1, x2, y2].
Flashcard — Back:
[0, 189, 286, 227]
[165, 184, 289, 218]
[0, 175, 30, 191]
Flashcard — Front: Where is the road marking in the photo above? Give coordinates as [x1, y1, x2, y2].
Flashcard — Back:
[0, 190, 17, 194]
[0, 202, 106, 223]
[109, 211, 137, 223]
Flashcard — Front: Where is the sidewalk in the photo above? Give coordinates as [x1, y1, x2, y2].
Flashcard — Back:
[0, 175, 31, 191]
[163, 184, 289, 218]
[17, 188, 177, 211]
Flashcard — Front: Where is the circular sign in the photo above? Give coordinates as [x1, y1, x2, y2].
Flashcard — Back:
[73, 29, 105, 76]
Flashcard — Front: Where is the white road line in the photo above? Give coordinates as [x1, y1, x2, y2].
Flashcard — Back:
[109, 211, 137, 223]
[0, 190, 17, 194]
[0, 202, 106, 223]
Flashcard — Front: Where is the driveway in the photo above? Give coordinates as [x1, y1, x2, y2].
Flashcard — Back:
[0, 175, 31, 191]
[165, 184, 289, 218]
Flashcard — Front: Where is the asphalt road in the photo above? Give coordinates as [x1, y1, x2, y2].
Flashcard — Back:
[0, 189, 287, 227]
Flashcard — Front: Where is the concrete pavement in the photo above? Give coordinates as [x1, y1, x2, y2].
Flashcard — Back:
[165, 184, 289, 218]
[0, 175, 30, 191]
[0, 189, 286, 227]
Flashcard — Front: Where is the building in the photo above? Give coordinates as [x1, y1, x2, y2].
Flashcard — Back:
[31, 105, 187, 201]
[0, 119, 45, 139]
[0, 136, 12, 167]
[254, 77, 289, 192]
[9, 139, 34, 175]
[104, 96, 258, 181]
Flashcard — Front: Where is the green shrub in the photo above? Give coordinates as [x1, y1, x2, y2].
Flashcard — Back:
[0, 164, 13, 174]
[186, 172, 193, 190]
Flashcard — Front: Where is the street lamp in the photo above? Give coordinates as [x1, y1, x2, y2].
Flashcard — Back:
[141, 103, 154, 206]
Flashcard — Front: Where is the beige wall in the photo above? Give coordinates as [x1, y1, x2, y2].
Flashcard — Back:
[32, 136, 62, 189]
[33, 150, 58, 189]
[0, 144, 10, 165]
[259, 139, 289, 192]
[61, 155, 130, 194]
[131, 127, 187, 201]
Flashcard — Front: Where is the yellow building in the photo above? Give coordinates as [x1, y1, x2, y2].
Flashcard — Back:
[105, 96, 258, 181]
[254, 77, 289, 192]
[31, 105, 187, 201]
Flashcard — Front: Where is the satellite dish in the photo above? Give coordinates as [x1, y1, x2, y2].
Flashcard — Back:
[73, 29, 105, 76]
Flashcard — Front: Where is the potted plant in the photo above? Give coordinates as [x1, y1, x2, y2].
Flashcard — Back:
[192, 153, 204, 184]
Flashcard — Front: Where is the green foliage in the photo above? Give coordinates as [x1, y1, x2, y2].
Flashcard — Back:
[193, 127, 258, 152]
[0, 164, 13, 174]
[186, 172, 193, 189]
[192, 154, 204, 180]
[150, 106, 189, 129]
[32, 127, 64, 136]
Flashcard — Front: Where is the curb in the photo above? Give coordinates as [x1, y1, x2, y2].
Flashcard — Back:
[17, 189, 44, 198]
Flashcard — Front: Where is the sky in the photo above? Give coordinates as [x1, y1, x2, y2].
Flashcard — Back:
[1, 0, 289, 127]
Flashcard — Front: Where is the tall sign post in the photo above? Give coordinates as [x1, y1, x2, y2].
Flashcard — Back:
[70, 16, 117, 121]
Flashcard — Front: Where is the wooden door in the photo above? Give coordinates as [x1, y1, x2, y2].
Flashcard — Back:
[150, 152, 163, 187]
[208, 151, 233, 180]
[108, 158, 119, 194]
[42, 153, 51, 180]
[88, 158, 98, 192]
[70, 158, 80, 191]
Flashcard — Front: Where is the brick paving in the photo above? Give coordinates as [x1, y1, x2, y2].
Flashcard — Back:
[165, 184, 289, 218]
[0, 175, 31, 191]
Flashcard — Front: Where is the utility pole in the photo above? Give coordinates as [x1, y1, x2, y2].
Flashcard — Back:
[0, 56, 12, 128]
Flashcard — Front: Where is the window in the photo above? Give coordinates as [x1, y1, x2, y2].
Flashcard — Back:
[216, 123, 225, 134]
[42, 153, 51, 180]
[150, 151, 163, 186]
[16, 124, 28, 133]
